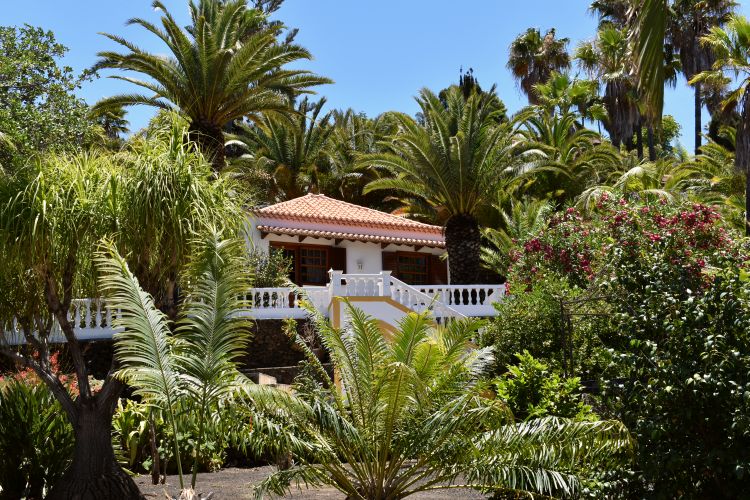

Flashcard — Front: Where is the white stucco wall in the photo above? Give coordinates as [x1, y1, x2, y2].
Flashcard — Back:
[248, 224, 444, 273]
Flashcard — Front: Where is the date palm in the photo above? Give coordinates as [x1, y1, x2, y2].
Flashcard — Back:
[670, 0, 737, 153]
[94, 0, 330, 172]
[691, 14, 750, 233]
[248, 303, 631, 499]
[228, 97, 334, 203]
[361, 86, 524, 284]
[508, 28, 571, 104]
[519, 109, 623, 204]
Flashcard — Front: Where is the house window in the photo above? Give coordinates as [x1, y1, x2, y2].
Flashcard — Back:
[396, 254, 428, 285]
[299, 247, 328, 285]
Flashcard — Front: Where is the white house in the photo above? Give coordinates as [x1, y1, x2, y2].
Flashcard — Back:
[249, 193, 449, 286]
[6, 195, 504, 344]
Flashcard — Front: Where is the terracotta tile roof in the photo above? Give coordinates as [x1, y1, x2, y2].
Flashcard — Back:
[257, 225, 445, 248]
[255, 194, 442, 236]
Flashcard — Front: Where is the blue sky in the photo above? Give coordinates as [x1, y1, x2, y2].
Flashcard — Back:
[5, 1, 750, 151]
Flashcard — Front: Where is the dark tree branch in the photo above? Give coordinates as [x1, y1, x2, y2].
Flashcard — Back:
[43, 248, 92, 400]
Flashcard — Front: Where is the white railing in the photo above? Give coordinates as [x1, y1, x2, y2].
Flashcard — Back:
[417, 284, 505, 317]
[7, 272, 505, 343]
[2, 299, 121, 345]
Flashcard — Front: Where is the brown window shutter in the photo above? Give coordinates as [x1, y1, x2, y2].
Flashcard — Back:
[329, 246, 347, 274]
[382, 251, 398, 274]
[429, 254, 448, 284]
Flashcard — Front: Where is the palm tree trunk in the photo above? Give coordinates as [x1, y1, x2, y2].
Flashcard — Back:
[47, 381, 144, 500]
[444, 213, 481, 285]
[647, 125, 657, 161]
[737, 87, 750, 235]
[695, 82, 702, 155]
[636, 122, 644, 160]
[188, 120, 226, 173]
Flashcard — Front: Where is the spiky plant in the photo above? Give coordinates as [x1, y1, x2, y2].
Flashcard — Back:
[518, 109, 623, 204]
[227, 97, 334, 202]
[247, 302, 632, 499]
[97, 232, 252, 493]
[94, 0, 330, 171]
[691, 14, 750, 233]
[481, 198, 553, 275]
[361, 86, 524, 284]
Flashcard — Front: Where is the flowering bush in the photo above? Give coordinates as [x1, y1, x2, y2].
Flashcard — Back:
[508, 197, 738, 290]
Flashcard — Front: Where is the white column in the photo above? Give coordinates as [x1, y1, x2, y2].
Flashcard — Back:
[329, 269, 344, 298]
[380, 270, 391, 297]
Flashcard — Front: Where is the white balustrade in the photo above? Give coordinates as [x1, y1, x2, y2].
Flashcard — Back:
[5, 272, 506, 344]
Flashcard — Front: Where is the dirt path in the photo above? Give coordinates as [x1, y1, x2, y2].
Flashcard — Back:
[136, 466, 488, 499]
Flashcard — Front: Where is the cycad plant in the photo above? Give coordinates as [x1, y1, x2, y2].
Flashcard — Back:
[97, 233, 252, 494]
[248, 303, 631, 499]
[94, 0, 330, 171]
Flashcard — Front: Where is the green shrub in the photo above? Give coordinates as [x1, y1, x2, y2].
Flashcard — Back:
[249, 248, 292, 288]
[480, 274, 611, 378]
[112, 398, 252, 476]
[493, 351, 596, 421]
[0, 379, 74, 499]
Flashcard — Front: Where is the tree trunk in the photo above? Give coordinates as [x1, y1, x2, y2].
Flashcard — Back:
[188, 120, 226, 173]
[738, 87, 750, 236]
[647, 125, 656, 161]
[636, 122, 644, 160]
[46, 398, 144, 500]
[444, 213, 481, 285]
[694, 81, 702, 155]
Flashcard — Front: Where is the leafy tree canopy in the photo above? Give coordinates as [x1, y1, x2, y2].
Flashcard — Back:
[0, 25, 96, 168]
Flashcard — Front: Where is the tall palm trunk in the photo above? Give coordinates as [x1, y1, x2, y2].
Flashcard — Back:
[647, 125, 657, 161]
[444, 214, 481, 284]
[694, 82, 702, 155]
[47, 382, 144, 500]
[636, 121, 644, 160]
[189, 120, 226, 173]
[738, 87, 750, 235]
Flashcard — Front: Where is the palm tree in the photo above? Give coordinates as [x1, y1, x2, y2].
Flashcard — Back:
[670, 0, 737, 154]
[692, 14, 750, 233]
[98, 233, 252, 494]
[228, 97, 334, 202]
[481, 197, 553, 275]
[519, 109, 623, 204]
[325, 109, 397, 207]
[361, 86, 523, 284]
[94, 0, 330, 171]
[508, 28, 571, 104]
[533, 71, 606, 126]
[576, 26, 641, 151]
[248, 303, 632, 499]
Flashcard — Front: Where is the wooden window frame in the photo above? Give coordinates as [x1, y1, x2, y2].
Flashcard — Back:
[394, 251, 429, 285]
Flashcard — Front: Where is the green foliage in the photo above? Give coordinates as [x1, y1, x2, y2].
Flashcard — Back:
[94, 0, 330, 169]
[0, 25, 96, 169]
[248, 303, 630, 499]
[493, 351, 596, 422]
[99, 232, 252, 490]
[112, 398, 252, 476]
[596, 222, 750, 497]
[248, 248, 292, 287]
[0, 379, 74, 499]
[480, 274, 610, 378]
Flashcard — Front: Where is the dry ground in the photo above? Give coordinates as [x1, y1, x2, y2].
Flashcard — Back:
[137, 466, 488, 499]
